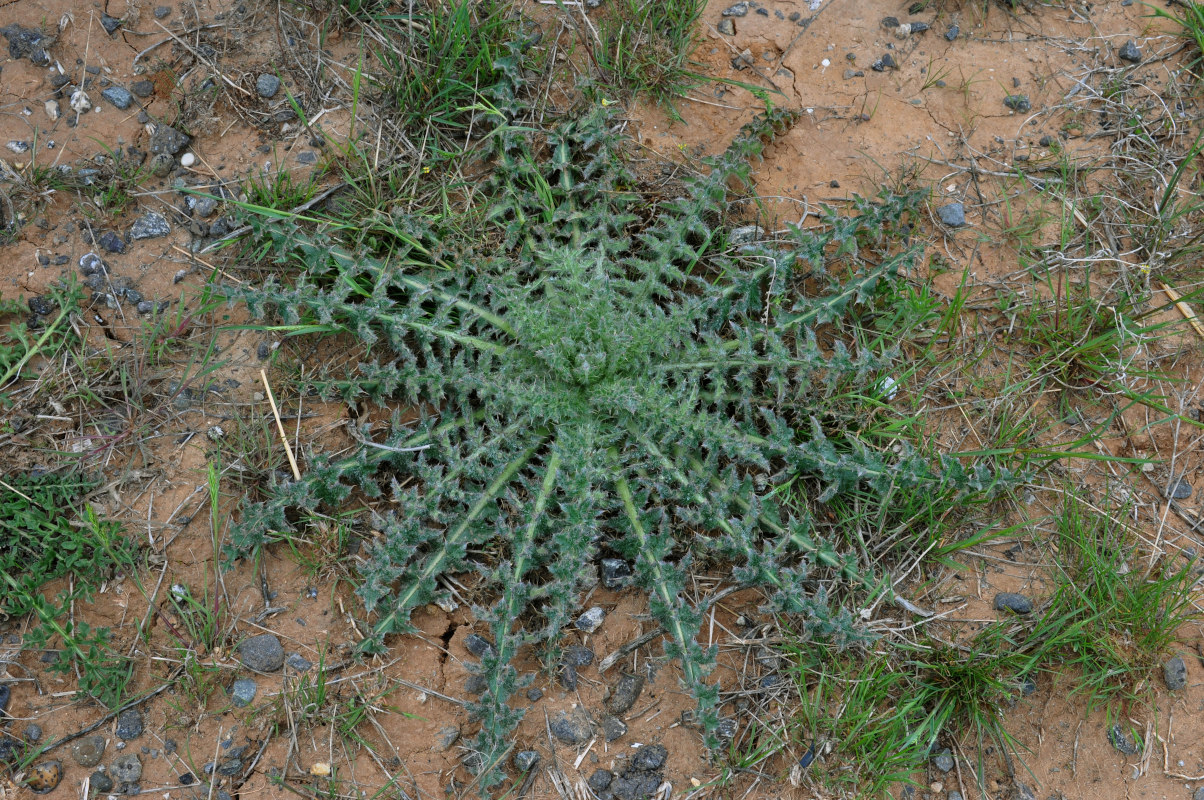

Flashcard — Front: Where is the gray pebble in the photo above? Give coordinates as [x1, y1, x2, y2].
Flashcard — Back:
[1108, 723, 1139, 755]
[238, 633, 285, 672]
[130, 211, 171, 240]
[576, 607, 605, 633]
[231, 678, 257, 707]
[130, 81, 154, 98]
[601, 715, 627, 742]
[930, 748, 954, 773]
[1003, 94, 1032, 113]
[721, 1, 748, 16]
[256, 74, 281, 99]
[109, 754, 142, 783]
[563, 646, 595, 667]
[115, 709, 143, 740]
[100, 14, 122, 34]
[297, 151, 317, 165]
[285, 652, 312, 672]
[217, 758, 242, 776]
[600, 558, 632, 589]
[588, 770, 613, 792]
[24, 724, 42, 743]
[1165, 478, 1193, 500]
[153, 6, 171, 17]
[149, 153, 174, 177]
[136, 300, 155, 314]
[150, 124, 191, 156]
[98, 231, 125, 253]
[1119, 40, 1142, 63]
[993, 592, 1033, 615]
[464, 633, 495, 658]
[513, 750, 540, 771]
[937, 203, 966, 227]
[91, 771, 114, 793]
[948, 793, 963, 800]
[606, 673, 645, 715]
[1193, 787, 1204, 800]
[871, 54, 896, 71]
[549, 708, 593, 745]
[944, 24, 959, 40]
[464, 674, 488, 694]
[1164, 655, 1188, 691]
[631, 744, 667, 772]
[194, 196, 219, 217]
[71, 735, 107, 767]
[101, 87, 133, 110]
[526, 687, 543, 702]
[717, 18, 735, 35]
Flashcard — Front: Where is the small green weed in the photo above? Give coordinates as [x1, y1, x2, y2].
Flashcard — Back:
[1037, 490, 1199, 706]
[589, 0, 706, 112]
[0, 480, 135, 709]
[371, 0, 517, 147]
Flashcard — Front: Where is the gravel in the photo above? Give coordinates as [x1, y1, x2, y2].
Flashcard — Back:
[1108, 723, 1139, 755]
[721, 2, 749, 15]
[937, 203, 965, 227]
[464, 633, 495, 658]
[930, 748, 954, 773]
[285, 652, 312, 672]
[600, 558, 632, 589]
[1163, 655, 1188, 691]
[91, 771, 114, 793]
[115, 709, 143, 740]
[631, 744, 667, 772]
[256, 74, 281, 99]
[131, 81, 154, 98]
[110, 754, 142, 784]
[98, 231, 125, 253]
[993, 592, 1033, 615]
[575, 607, 605, 633]
[150, 123, 191, 155]
[607, 673, 645, 715]
[601, 715, 627, 742]
[238, 633, 285, 672]
[549, 708, 593, 744]
[101, 87, 133, 109]
[1164, 477, 1193, 500]
[1003, 94, 1032, 112]
[563, 646, 595, 667]
[100, 14, 122, 34]
[717, 19, 735, 35]
[71, 735, 107, 767]
[1118, 40, 1142, 63]
[130, 211, 171, 240]
[513, 751, 540, 771]
[231, 678, 257, 707]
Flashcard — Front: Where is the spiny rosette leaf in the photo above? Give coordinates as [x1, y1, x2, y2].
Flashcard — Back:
[221, 94, 1009, 789]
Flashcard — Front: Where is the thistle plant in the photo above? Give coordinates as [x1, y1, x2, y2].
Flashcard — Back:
[222, 82, 1003, 789]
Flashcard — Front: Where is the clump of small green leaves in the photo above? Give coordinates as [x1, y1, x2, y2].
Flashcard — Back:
[222, 69, 1004, 787]
[1035, 489, 1198, 706]
[590, 0, 706, 112]
[0, 473, 135, 708]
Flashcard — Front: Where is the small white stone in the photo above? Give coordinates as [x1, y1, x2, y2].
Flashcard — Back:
[180, 152, 196, 168]
[821, 58, 830, 67]
[70, 89, 92, 113]
[44, 100, 59, 120]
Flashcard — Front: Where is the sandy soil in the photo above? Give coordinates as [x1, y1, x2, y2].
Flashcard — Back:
[2, 0, 1204, 799]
